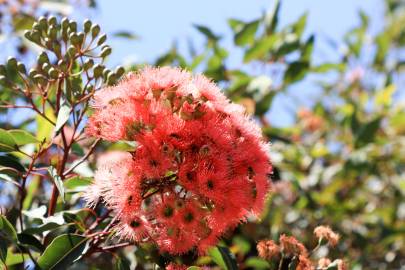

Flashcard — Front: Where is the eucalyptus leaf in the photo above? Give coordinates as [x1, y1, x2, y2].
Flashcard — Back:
[48, 166, 65, 203]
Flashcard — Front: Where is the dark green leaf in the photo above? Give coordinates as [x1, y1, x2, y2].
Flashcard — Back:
[18, 233, 44, 252]
[48, 166, 65, 203]
[37, 234, 88, 270]
[284, 61, 310, 84]
[301, 34, 315, 61]
[23, 222, 62, 235]
[0, 215, 18, 242]
[255, 92, 275, 116]
[266, 0, 281, 34]
[64, 176, 92, 193]
[113, 31, 139, 40]
[194, 24, 220, 41]
[115, 256, 131, 270]
[355, 117, 381, 148]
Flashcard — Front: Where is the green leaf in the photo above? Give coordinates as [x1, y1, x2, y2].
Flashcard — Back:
[0, 155, 25, 173]
[0, 215, 18, 242]
[301, 34, 315, 61]
[208, 246, 238, 270]
[284, 61, 310, 84]
[234, 20, 260, 46]
[354, 117, 381, 148]
[292, 12, 308, 37]
[8, 130, 38, 145]
[64, 176, 92, 193]
[115, 256, 131, 270]
[312, 63, 345, 73]
[36, 107, 56, 143]
[255, 92, 275, 116]
[244, 36, 277, 62]
[4, 249, 28, 266]
[54, 99, 71, 134]
[17, 233, 44, 252]
[0, 173, 20, 186]
[23, 222, 62, 235]
[0, 240, 6, 263]
[194, 24, 220, 41]
[245, 257, 270, 269]
[113, 31, 139, 40]
[37, 234, 88, 270]
[0, 129, 17, 152]
[266, 0, 281, 34]
[48, 166, 65, 203]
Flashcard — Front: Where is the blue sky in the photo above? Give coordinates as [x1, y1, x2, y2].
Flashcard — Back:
[87, 0, 383, 126]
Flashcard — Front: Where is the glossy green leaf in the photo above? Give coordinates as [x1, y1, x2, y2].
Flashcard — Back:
[244, 36, 277, 62]
[48, 166, 65, 203]
[194, 24, 220, 41]
[0, 215, 18, 242]
[208, 246, 238, 270]
[234, 20, 259, 46]
[37, 234, 88, 270]
[284, 61, 310, 84]
[245, 257, 270, 269]
[113, 31, 139, 40]
[8, 130, 38, 145]
[0, 129, 17, 152]
[18, 233, 44, 252]
[54, 99, 71, 134]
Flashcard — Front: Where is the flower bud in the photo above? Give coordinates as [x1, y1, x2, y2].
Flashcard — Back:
[33, 74, 47, 85]
[83, 59, 94, 70]
[67, 45, 77, 56]
[48, 68, 59, 79]
[97, 34, 107, 46]
[38, 16, 48, 29]
[17, 62, 26, 74]
[7, 57, 18, 69]
[83, 19, 92, 33]
[68, 21, 77, 33]
[91, 24, 100, 38]
[115, 66, 125, 78]
[0, 65, 6, 76]
[61, 17, 69, 30]
[38, 52, 49, 65]
[0, 75, 7, 86]
[48, 16, 57, 26]
[48, 25, 58, 40]
[93, 64, 104, 78]
[100, 47, 112, 58]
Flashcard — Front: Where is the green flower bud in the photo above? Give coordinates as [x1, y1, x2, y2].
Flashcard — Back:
[103, 69, 111, 81]
[33, 74, 47, 85]
[91, 24, 100, 38]
[107, 72, 117, 85]
[38, 52, 50, 65]
[48, 68, 59, 79]
[29, 68, 38, 78]
[48, 25, 58, 40]
[77, 32, 85, 45]
[48, 16, 57, 26]
[0, 75, 7, 86]
[69, 21, 77, 32]
[58, 59, 68, 72]
[115, 66, 125, 78]
[38, 16, 47, 27]
[69, 33, 80, 45]
[100, 47, 112, 58]
[97, 34, 107, 46]
[32, 22, 41, 32]
[93, 64, 104, 78]
[7, 57, 18, 69]
[17, 62, 26, 74]
[0, 65, 6, 76]
[42, 63, 51, 72]
[67, 45, 77, 57]
[83, 19, 92, 33]
[61, 17, 69, 30]
[83, 59, 94, 70]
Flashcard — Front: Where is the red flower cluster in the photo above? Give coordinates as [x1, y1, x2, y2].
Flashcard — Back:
[85, 67, 272, 254]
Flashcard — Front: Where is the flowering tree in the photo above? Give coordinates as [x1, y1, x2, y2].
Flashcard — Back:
[0, 0, 404, 269]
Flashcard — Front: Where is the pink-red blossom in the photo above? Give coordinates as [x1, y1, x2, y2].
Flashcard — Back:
[85, 67, 272, 255]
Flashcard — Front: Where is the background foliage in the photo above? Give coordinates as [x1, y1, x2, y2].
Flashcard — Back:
[0, 0, 404, 269]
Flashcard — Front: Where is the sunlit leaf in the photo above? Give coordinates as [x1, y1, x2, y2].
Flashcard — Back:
[48, 166, 65, 203]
